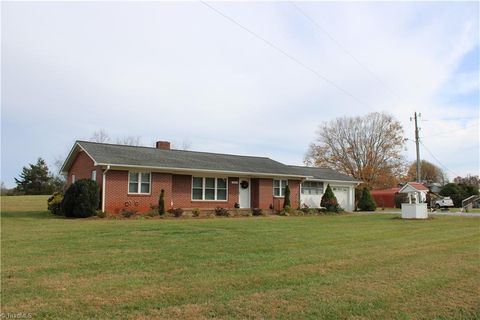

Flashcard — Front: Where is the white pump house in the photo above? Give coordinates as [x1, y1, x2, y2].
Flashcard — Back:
[399, 182, 429, 219]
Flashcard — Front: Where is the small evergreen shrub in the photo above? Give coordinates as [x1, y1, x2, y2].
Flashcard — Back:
[158, 189, 165, 216]
[252, 208, 263, 216]
[192, 208, 201, 217]
[95, 210, 106, 218]
[283, 185, 291, 208]
[357, 187, 376, 211]
[62, 179, 100, 218]
[321, 184, 340, 213]
[47, 192, 64, 216]
[214, 207, 228, 216]
[279, 205, 291, 216]
[143, 210, 157, 218]
[121, 209, 137, 218]
[171, 208, 184, 217]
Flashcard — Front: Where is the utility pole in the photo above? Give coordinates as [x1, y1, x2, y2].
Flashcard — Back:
[412, 112, 421, 183]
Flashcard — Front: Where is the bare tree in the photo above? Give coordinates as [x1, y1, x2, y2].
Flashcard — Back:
[454, 175, 479, 188]
[116, 136, 142, 146]
[171, 139, 192, 150]
[406, 160, 446, 185]
[304, 112, 406, 189]
[90, 130, 111, 143]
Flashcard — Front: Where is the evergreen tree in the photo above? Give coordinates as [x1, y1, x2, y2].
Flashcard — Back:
[158, 189, 165, 215]
[62, 179, 99, 218]
[283, 185, 291, 209]
[357, 187, 376, 211]
[14, 158, 55, 195]
[321, 184, 339, 212]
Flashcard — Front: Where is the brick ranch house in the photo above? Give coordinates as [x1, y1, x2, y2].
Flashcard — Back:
[61, 141, 359, 213]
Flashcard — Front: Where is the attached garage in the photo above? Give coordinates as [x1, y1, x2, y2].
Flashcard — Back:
[331, 186, 350, 210]
[289, 166, 359, 212]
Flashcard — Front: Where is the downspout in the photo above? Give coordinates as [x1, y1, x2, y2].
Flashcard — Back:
[102, 165, 111, 212]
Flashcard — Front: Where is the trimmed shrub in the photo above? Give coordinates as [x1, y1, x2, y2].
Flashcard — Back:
[121, 209, 137, 218]
[357, 187, 376, 211]
[171, 208, 184, 217]
[144, 210, 157, 218]
[214, 207, 228, 216]
[252, 208, 263, 216]
[321, 184, 340, 213]
[95, 210, 106, 218]
[47, 192, 64, 216]
[192, 208, 201, 217]
[283, 185, 291, 208]
[158, 189, 165, 216]
[62, 179, 100, 218]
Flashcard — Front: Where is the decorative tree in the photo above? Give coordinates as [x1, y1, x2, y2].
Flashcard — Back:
[283, 185, 291, 209]
[321, 184, 339, 212]
[158, 189, 165, 215]
[357, 187, 376, 211]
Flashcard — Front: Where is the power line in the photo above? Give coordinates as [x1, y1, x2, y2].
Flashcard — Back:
[289, 1, 410, 108]
[420, 141, 460, 177]
[200, 1, 377, 112]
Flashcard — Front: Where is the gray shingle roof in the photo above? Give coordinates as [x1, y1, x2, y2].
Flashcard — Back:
[287, 165, 358, 182]
[76, 141, 304, 177]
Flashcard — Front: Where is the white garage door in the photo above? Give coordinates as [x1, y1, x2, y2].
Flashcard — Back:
[332, 187, 349, 210]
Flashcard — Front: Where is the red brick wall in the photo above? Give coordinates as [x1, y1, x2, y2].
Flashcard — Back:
[253, 178, 301, 212]
[67, 151, 102, 185]
[104, 171, 173, 213]
[171, 175, 239, 209]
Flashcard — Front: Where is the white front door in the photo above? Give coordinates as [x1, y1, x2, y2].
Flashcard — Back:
[239, 178, 251, 208]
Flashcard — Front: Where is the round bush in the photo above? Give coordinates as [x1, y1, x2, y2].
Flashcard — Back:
[47, 192, 64, 216]
[62, 179, 100, 218]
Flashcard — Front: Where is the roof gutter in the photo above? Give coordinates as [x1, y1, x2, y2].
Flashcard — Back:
[101, 165, 110, 212]
[96, 163, 311, 179]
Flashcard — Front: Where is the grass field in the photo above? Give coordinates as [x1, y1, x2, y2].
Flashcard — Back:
[1, 196, 479, 319]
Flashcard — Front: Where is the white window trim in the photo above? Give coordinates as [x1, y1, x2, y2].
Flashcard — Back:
[301, 181, 324, 195]
[71, 174, 76, 183]
[273, 179, 288, 198]
[191, 176, 228, 201]
[127, 172, 152, 195]
[91, 170, 97, 181]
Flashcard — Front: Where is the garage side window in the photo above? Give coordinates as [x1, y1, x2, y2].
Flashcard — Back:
[301, 181, 323, 195]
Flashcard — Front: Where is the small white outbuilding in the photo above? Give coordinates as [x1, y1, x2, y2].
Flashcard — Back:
[399, 182, 429, 219]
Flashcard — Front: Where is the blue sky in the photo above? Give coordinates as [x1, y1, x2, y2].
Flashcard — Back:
[1, 1, 479, 187]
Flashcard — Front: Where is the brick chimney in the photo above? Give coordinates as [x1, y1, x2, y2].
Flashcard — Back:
[156, 141, 171, 150]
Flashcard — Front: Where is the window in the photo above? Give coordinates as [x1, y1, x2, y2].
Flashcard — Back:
[273, 179, 288, 197]
[128, 172, 151, 194]
[301, 181, 324, 195]
[91, 170, 97, 181]
[192, 177, 228, 201]
[332, 187, 349, 192]
[71, 174, 75, 183]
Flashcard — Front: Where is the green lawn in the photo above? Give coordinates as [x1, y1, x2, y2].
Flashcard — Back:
[1, 197, 479, 319]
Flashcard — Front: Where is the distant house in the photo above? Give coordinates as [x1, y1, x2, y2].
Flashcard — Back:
[371, 182, 430, 208]
[61, 141, 359, 213]
[371, 188, 401, 208]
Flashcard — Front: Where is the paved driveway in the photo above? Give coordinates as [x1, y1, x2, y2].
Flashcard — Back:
[371, 211, 480, 217]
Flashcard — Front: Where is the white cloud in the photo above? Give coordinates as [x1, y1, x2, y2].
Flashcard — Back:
[1, 1, 479, 186]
